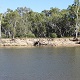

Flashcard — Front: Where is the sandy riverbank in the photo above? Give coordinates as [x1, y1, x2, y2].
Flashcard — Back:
[0, 38, 80, 48]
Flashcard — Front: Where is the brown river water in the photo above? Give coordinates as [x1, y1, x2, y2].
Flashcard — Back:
[0, 47, 80, 80]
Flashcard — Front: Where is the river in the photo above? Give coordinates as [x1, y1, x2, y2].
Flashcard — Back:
[0, 47, 80, 80]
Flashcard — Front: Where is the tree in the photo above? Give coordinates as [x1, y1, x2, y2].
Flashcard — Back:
[2, 9, 20, 39]
[16, 7, 32, 37]
[74, 0, 80, 39]
[1, 1, 80, 39]
[0, 14, 3, 38]
[68, 0, 80, 39]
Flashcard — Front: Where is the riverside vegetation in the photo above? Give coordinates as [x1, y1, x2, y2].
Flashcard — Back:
[0, 0, 80, 47]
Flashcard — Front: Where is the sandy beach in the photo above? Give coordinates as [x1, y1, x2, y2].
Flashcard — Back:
[0, 38, 80, 47]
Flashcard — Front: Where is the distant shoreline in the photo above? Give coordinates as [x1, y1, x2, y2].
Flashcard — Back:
[0, 38, 80, 48]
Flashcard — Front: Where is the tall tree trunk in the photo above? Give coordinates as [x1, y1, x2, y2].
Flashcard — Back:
[0, 20, 1, 38]
[75, 7, 79, 39]
[0, 15, 2, 38]
[75, 0, 79, 39]
[12, 21, 16, 40]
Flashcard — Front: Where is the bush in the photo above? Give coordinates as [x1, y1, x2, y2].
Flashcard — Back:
[1, 33, 6, 38]
[50, 33, 57, 38]
[26, 33, 35, 38]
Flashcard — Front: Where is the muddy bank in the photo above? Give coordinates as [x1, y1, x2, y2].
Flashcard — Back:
[0, 38, 80, 47]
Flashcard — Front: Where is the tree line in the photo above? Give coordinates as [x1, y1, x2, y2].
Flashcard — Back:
[0, 0, 80, 39]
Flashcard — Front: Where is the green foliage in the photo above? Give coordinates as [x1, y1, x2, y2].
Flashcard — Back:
[1, 0, 80, 39]
[50, 33, 57, 38]
[26, 32, 35, 38]
[1, 33, 6, 38]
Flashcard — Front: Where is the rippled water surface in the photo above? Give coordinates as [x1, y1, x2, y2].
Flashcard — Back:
[0, 47, 80, 80]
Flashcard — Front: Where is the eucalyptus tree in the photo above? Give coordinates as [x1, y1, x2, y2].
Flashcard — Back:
[3, 9, 20, 39]
[68, 0, 80, 39]
[45, 8, 64, 37]
[16, 7, 32, 37]
[0, 14, 3, 38]
[35, 13, 46, 37]
[28, 11, 46, 37]
[74, 0, 80, 39]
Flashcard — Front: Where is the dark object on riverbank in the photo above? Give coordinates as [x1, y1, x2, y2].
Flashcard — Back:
[34, 41, 47, 46]
[70, 38, 79, 41]
[34, 41, 41, 46]
[76, 41, 80, 44]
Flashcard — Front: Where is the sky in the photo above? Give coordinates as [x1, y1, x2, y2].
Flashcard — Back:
[0, 0, 74, 13]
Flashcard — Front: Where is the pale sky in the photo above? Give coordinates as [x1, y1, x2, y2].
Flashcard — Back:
[0, 0, 74, 13]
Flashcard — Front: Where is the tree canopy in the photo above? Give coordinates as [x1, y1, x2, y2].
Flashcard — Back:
[0, 0, 80, 38]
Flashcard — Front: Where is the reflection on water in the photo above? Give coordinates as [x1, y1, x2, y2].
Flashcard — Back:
[0, 47, 80, 80]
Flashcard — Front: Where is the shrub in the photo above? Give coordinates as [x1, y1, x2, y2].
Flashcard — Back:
[26, 33, 35, 38]
[1, 33, 6, 38]
[50, 33, 57, 38]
